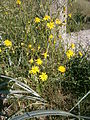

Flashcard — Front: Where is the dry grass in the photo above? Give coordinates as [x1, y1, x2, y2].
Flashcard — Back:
[75, 0, 90, 17]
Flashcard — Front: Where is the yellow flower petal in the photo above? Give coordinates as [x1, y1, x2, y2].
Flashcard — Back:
[49, 34, 53, 39]
[0, 48, 2, 53]
[68, 13, 72, 18]
[36, 58, 43, 65]
[47, 22, 55, 29]
[4, 39, 12, 47]
[55, 19, 61, 25]
[58, 66, 66, 73]
[34, 17, 40, 23]
[43, 15, 51, 21]
[38, 45, 40, 50]
[66, 50, 74, 59]
[29, 58, 34, 64]
[42, 52, 49, 59]
[21, 42, 24, 46]
[28, 44, 32, 48]
[16, 0, 21, 5]
[71, 43, 75, 49]
[79, 51, 83, 57]
[29, 66, 40, 74]
[39, 72, 48, 81]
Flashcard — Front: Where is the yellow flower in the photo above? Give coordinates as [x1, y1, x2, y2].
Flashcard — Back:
[31, 48, 35, 52]
[42, 52, 49, 59]
[47, 22, 55, 29]
[29, 58, 34, 64]
[68, 13, 72, 18]
[0, 48, 2, 53]
[63, 6, 66, 12]
[4, 39, 12, 47]
[64, 19, 67, 23]
[59, 35, 62, 39]
[55, 19, 61, 25]
[58, 66, 66, 73]
[38, 45, 40, 50]
[39, 72, 48, 81]
[36, 58, 43, 65]
[79, 51, 83, 57]
[54, 40, 56, 44]
[71, 43, 75, 49]
[13, 50, 15, 54]
[66, 50, 74, 59]
[28, 21, 30, 24]
[49, 34, 53, 39]
[29, 66, 40, 74]
[34, 17, 40, 23]
[28, 44, 32, 48]
[21, 42, 24, 46]
[27, 52, 29, 56]
[43, 15, 50, 21]
[16, 0, 21, 5]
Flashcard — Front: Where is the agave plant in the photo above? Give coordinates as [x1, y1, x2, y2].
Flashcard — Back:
[0, 75, 90, 120]
[0, 75, 46, 119]
[0, 75, 45, 101]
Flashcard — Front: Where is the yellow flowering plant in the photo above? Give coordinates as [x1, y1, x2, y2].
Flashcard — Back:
[71, 43, 75, 49]
[68, 13, 72, 18]
[29, 66, 40, 74]
[43, 15, 51, 21]
[79, 51, 83, 57]
[42, 51, 49, 59]
[39, 72, 48, 81]
[34, 17, 40, 23]
[29, 58, 34, 64]
[49, 34, 53, 39]
[36, 58, 43, 65]
[55, 19, 62, 25]
[58, 66, 66, 73]
[4, 39, 12, 47]
[66, 49, 74, 59]
[16, 0, 21, 5]
[47, 21, 55, 29]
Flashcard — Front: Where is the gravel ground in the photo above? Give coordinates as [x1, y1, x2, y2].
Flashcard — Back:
[66, 29, 90, 50]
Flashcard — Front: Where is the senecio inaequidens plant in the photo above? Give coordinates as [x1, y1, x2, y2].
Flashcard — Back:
[0, 0, 90, 120]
